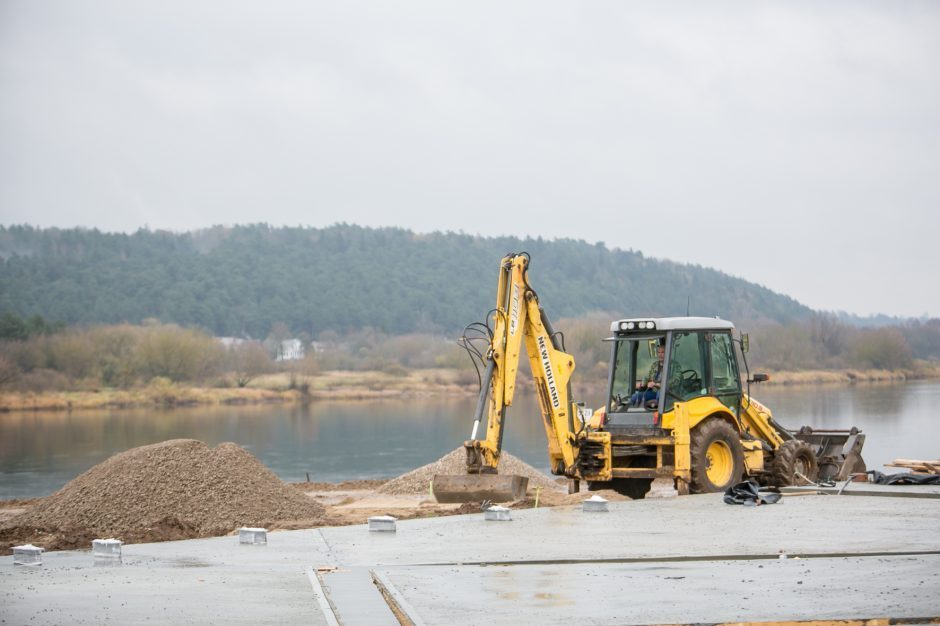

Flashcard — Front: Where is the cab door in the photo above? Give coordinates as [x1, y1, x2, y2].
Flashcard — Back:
[708, 332, 742, 417]
[663, 331, 708, 413]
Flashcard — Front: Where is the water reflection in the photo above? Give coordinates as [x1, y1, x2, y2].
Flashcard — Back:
[0, 395, 553, 499]
[753, 380, 939, 474]
[1, 381, 938, 499]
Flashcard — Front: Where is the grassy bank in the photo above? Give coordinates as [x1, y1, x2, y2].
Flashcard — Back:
[758, 361, 940, 385]
[0, 369, 477, 412]
[1, 365, 938, 412]
[0, 385, 304, 412]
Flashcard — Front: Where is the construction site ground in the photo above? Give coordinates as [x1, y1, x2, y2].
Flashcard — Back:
[3, 482, 939, 625]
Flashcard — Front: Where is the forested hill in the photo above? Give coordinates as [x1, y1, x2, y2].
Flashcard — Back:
[0, 224, 811, 337]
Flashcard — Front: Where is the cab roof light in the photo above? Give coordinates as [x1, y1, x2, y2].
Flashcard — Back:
[617, 320, 656, 331]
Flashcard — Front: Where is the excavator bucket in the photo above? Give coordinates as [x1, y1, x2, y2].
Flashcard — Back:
[432, 474, 529, 503]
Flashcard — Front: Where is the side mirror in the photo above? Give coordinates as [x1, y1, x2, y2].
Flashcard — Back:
[749, 373, 770, 383]
[741, 333, 750, 354]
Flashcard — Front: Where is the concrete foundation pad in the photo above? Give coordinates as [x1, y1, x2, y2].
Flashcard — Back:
[783, 480, 940, 498]
[378, 555, 940, 625]
[1, 531, 333, 625]
[317, 492, 940, 567]
[2, 493, 938, 624]
[319, 567, 398, 625]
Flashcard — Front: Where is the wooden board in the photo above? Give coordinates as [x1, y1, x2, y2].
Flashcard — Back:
[886, 458, 940, 474]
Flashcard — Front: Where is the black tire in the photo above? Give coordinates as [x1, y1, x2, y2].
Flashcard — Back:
[818, 462, 839, 482]
[690, 419, 745, 494]
[769, 440, 819, 486]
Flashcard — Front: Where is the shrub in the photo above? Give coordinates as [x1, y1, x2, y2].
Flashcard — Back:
[136, 325, 224, 382]
[380, 361, 408, 377]
[45, 332, 98, 379]
[850, 328, 913, 370]
[16, 368, 71, 392]
[147, 376, 178, 405]
[227, 341, 272, 387]
[0, 353, 21, 387]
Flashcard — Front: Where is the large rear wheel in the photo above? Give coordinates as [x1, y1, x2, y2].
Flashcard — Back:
[769, 440, 819, 486]
[690, 419, 745, 494]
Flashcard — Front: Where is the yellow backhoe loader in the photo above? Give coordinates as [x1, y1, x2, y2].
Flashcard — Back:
[433, 253, 866, 502]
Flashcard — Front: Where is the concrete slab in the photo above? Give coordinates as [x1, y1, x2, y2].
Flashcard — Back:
[783, 480, 940, 498]
[317, 493, 940, 567]
[319, 567, 398, 625]
[378, 555, 940, 625]
[1, 530, 333, 625]
[3, 493, 938, 625]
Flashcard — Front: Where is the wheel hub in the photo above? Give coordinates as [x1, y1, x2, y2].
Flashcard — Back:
[705, 440, 734, 487]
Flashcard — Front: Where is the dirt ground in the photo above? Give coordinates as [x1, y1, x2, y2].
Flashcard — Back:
[0, 441, 638, 555]
[0, 480, 635, 552]
[278, 478, 636, 528]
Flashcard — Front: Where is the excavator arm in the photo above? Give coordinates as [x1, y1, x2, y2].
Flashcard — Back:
[434, 254, 581, 502]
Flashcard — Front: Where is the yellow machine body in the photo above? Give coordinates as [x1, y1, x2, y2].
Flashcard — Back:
[434, 254, 866, 502]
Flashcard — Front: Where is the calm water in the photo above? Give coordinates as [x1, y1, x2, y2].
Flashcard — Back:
[1, 381, 938, 499]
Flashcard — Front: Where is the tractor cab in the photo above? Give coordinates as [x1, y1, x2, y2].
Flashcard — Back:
[604, 317, 743, 430]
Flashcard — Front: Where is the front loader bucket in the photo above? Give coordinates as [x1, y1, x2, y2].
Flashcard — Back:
[432, 474, 529, 503]
[792, 427, 866, 481]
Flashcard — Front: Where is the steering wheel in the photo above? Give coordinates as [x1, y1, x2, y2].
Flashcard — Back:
[681, 369, 701, 389]
[665, 370, 701, 402]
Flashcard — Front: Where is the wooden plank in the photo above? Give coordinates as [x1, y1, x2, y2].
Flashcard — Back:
[889, 458, 940, 466]
[886, 458, 940, 474]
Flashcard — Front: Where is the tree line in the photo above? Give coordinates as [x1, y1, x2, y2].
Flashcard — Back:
[0, 224, 812, 339]
[0, 312, 936, 394]
[555, 313, 939, 375]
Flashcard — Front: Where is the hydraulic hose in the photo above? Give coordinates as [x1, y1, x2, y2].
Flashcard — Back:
[470, 359, 496, 440]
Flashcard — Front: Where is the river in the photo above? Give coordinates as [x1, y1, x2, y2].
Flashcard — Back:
[1, 380, 938, 499]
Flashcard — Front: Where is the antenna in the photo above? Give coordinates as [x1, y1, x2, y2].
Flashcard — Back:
[686, 296, 691, 317]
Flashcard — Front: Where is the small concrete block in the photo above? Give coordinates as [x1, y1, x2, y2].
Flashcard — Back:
[582, 495, 609, 512]
[368, 515, 397, 532]
[13, 544, 43, 566]
[238, 527, 268, 545]
[646, 477, 679, 498]
[92, 539, 122, 561]
[484, 505, 512, 521]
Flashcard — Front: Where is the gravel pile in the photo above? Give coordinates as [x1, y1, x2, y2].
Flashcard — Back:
[378, 447, 563, 495]
[2, 439, 325, 540]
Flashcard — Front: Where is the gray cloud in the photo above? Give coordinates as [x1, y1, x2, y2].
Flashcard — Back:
[1, 1, 938, 316]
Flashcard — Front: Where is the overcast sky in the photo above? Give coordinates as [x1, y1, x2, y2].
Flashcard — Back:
[1, 1, 938, 318]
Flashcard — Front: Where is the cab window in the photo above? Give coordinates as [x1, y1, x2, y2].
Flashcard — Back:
[664, 331, 707, 411]
[709, 333, 740, 393]
[609, 340, 634, 411]
[609, 336, 663, 413]
[709, 332, 741, 413]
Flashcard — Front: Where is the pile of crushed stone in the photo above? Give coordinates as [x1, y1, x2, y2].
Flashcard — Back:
[1, 440, 324, 550]
[378, 447, 564, 495]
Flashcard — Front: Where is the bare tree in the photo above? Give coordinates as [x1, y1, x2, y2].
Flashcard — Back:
[229, 341, 272, 387]
[0, 353, 20, 387]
